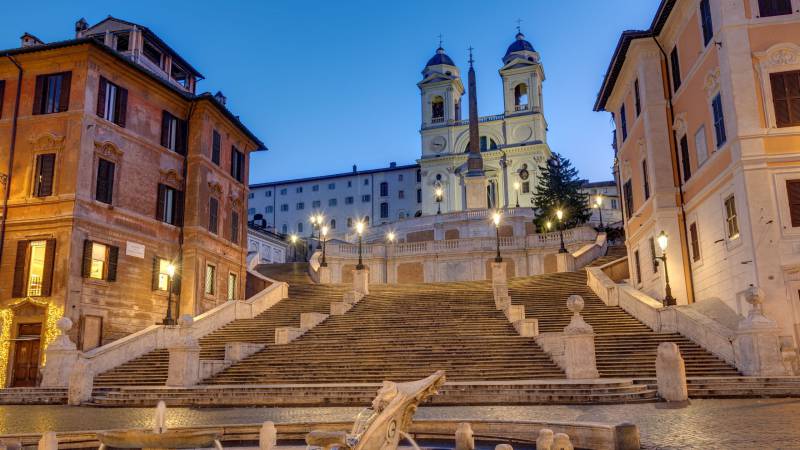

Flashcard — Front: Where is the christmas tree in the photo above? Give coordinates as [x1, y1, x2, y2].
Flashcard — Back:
[531, 153, 591, 230]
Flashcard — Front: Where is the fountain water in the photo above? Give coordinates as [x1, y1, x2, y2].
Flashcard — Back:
[154, 400, 167, 434]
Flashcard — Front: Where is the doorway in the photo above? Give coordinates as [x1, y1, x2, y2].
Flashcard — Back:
[11, 323, 41, 387]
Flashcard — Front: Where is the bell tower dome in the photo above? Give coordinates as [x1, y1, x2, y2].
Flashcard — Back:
[418, 46, 464, 129]
[499, 31, 544, 118]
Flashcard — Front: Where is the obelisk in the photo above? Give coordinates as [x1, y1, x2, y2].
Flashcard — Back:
[464, 47, 488, 210]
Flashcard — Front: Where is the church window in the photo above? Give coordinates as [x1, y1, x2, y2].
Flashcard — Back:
[431, 96, 444, 122]
[522, 182, 530, 194]
[514, 83, 529, 110]
[465, 137, 498, 152]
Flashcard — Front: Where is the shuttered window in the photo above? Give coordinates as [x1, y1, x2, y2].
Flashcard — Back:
[156, 184, 184, 226]
[634, 250, 642, 285]
[787, 180, 800, 227]
[95, 158, 115, 204]
[620, 104, 628, 141]
[212, 130, 221, 165]
[34, 153, 56, 197]
[712, 93, 727, 148]
[700, 0, 714, 46]
[634, 79, 641, 116]
[724, 195, 739, 239]
[96, 77, 128, 127]
[642, 159, 650, 200]
[689, 222, 701, 261]
[12, 239, 56, 298]
[205, 264, 216, 295]
[623, 179, 633, 220]
[227, 273, 237, 301]
[230, 146, 244, 182]
[231, 210, 240, 244]
[209, 197, 219, 234]
[670, 47, 682, 92]
[33, 72, 71, 115]
[160, 111, 187, 154]
[680, 135, 692, 182]
[758, 0, 792, 17]
[770, 71, 800, 128]
[649, 238, 658, 273]
[81, 240, 118, 282]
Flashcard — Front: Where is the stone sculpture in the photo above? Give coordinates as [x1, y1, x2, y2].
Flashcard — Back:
[734, 285, 789, 376]
[553, 433, 574, 450]
[536, 429, 554, 450]
[305, 370, 446, 450]
[454, 422, 475, 450]
[655, 342, 688, 402]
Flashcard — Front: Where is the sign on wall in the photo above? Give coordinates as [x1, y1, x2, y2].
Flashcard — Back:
[126, 241, 146, 259]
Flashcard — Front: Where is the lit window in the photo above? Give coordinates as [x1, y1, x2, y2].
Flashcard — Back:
[157, 258, 171, 291]
[90, 242, 107, 280]
[26, 241, 47, 296]
[227, 273, 237, 301]
[724, 195, 739, 239]
[205, 264, 216, 295]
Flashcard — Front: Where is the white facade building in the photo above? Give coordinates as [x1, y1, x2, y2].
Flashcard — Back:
[246, 223, 289, 268]
[580, 181, 622, 227]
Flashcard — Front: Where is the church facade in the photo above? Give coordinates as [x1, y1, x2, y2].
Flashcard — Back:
[249, 32, 552, 237]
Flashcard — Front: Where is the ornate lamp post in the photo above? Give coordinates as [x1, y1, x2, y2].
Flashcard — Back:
[654, 230, 677, 306]
[594, 194, 604, 228]
[320, 225, 329, 267]
[492, 211, 503, 262]
[355, 220, 365, 270]
[513, 181, 521, 208]
[289, 234, 298, 262]
[386, 231, 396, 243]
[435, 187, 443, 215]
[556, 209, 567, 253]
[162, 262, 176, 325]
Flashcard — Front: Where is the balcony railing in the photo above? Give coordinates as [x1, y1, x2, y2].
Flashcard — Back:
[515, 104, 529, 112]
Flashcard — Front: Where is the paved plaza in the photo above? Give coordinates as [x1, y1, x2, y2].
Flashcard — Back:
[1, 399, 800, 449]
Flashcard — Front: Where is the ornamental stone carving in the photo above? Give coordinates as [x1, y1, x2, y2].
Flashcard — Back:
[703, 68, 721, 98]
[30, 133, 65, 152]
[93, 140, 124, 161]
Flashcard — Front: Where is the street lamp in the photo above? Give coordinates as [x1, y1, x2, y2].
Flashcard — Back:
[289, 234, 298, 262]
[162, 262, 176, 326]
[545, 220, 552, 232]
[594, 195, 604, 228]
[492, 211, 503, 263]
[311, 214, 324, 250]
[386, 231, 396, 243]
[320, 225, 329, 267]
[435, 187, 443, 215]
[513, 181, 521, 208]
[355, 220, 365, 270]
[654, 230, 676, 306]
[556, 209, 567, 253]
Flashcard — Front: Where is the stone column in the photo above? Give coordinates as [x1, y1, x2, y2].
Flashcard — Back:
[733, 286, 789, 376]
[352, 268, 370, 295]
[166, 315, 201, 387]
[491, 261, 510, 308]
[655, 342, 688, 402]
[40, 317, 79, 387]
[563, 295, 599, 379]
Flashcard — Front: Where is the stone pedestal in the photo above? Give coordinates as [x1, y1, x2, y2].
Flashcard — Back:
[491, 261, 507, 284]
[166, 342, 201, 387]
[733, 286, 789, 376]
[655, 342, 688, 402]
[455, 422, 475, 450]
[260, 421, 277, 450]
[514, 318, 539, 337]
[504, 304, 525, 323]
[318, 266, 331, 284]
[300, 312, 328, 330]
[556, 252, 575, 272]
[38, 432, 57, 450]
[563, 295, 599, 379]
[464, 176, 488, 210]
[67, 358, 94, 405]
[353, 268, 369, 295]
[40, 317, 78, 387]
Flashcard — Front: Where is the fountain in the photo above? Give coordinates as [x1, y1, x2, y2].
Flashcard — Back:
[96, 400, 222, 449]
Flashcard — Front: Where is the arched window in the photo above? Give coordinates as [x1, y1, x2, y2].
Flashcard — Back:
[464, 137, 498, 152]
[298, 222, 304, 233]
[514, 83, 529, 110]
[281, 224, 287, 234]
[347, 217, 353, 228]
[330, 219, 336, 229]
[431, 96, 444, 122]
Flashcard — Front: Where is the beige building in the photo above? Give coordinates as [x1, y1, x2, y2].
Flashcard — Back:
[595, 0, 800, 349]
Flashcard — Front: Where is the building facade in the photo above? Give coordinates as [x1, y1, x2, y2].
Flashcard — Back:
[0, 17, 264, 387]
[580, 180, 622, 227]
[595, 0, 800, 350]
[246, 222, 289, 268]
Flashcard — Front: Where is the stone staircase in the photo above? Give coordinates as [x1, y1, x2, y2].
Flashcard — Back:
[587, 244, 627, 267]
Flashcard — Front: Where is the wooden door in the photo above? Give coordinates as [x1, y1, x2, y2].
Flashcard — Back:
[11, 323, 41, 387]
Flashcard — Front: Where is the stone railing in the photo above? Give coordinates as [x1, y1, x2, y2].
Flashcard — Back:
[571, 233, 608, 270]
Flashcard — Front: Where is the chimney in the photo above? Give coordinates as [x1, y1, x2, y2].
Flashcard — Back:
[20, 33, 44, 48]
[389, 162, 397, 168]
[75, 18, 88, 37]
[214, 91, 227, 106]
[352, 165, 357, 173]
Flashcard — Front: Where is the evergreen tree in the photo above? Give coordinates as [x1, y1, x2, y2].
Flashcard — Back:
[531, 153, 591, 230]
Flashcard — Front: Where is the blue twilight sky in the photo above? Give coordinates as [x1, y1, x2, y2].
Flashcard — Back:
[2, 1, 659, 184]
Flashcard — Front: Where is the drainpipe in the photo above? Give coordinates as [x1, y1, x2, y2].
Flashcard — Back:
[0, 55, 23, 267]
[175, 100, 197, 317]
[652, 37, 696, 304]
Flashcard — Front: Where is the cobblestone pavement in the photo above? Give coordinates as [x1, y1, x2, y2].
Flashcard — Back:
[1, 399, 800, 448]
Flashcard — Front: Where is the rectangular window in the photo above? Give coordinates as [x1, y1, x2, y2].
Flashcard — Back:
[209, 197, 219, 234]
[33, 72, 71, 115]
[298, 222, 304, 233]
[417, 189, 422, 203]
[95, 158, 115, 204]
[143, 40, 163, 67]
[724, 195, 739, 239]
[115, 32, 130, 51]
[689, 222, 701, 261]
[34, 153, 56, 197]
[700, 0, 714, 46]
[296, 187, 303, 193]
[695, 126, 709, 165]
[787, 180, 800, 227]
[280, 204, 288, 211]
[345, 196, 354, 205]
[12, 239, 56, 298]
[205, 264, 216, 295]
[398, 190, 405, 199]
[670, 47, 682, 92]
[634, 79, 641, 116]
[363, 179, 369, 185]
[642, 159, 650, 200]
[231, 210, 240, 244]
[96, 77, 128, 127]
[398, 174, 404, 181]
[380, 182, 389, 197]
[649, 237, 658, 273]
[634, 250, 642, 285]
[312, 200, 321, 208]
[348, 180, 353, 187]
[522, 182, 530, 193]
[212, 130, 221, 165]
[161, 111, 187, 154]
[380, 202, 389, 218]
[770, 70, 800, 128]
[266, 205, 274, 213]
[153, 257, 172, 291]
[623, 179, 633, 220]
[329, 198, 337, 206]
[329, 183, 336, 190]
[680, 134, 692, 182]
[26, 241, 47, 296]
[81, 240, 118, 282]
[296, 202, 305, 210]
[611, 199, 618, 209]
[266, 190, 272, 197]
[230, 146, 245, 182]
[312, 185, 319, 191]
[712, 93, 726, 148]
[620, 104, 628, 141]
[416, 170, 422, 183]
[362, 194, 371, 202]
[227, 273, 237, 301]
[156, 184, 184, 226]
[758, 0, 792, 17]
[280, 188, 287, 195]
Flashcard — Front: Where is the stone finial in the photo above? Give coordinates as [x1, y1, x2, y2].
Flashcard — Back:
[56, 317, 73, 333]
[455, 422, 475, 450]
[495, 445, 513, 450]
[37, 432, 57, 450]
[553, 433, 574, 450]
[259, 421, 277, 450]
[50, 317, 77, 350]
[564, 295, 592, 334]
[566, 295, 584, 314]
[655, 342, 688, 402]
[536, 429, 554, 450]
